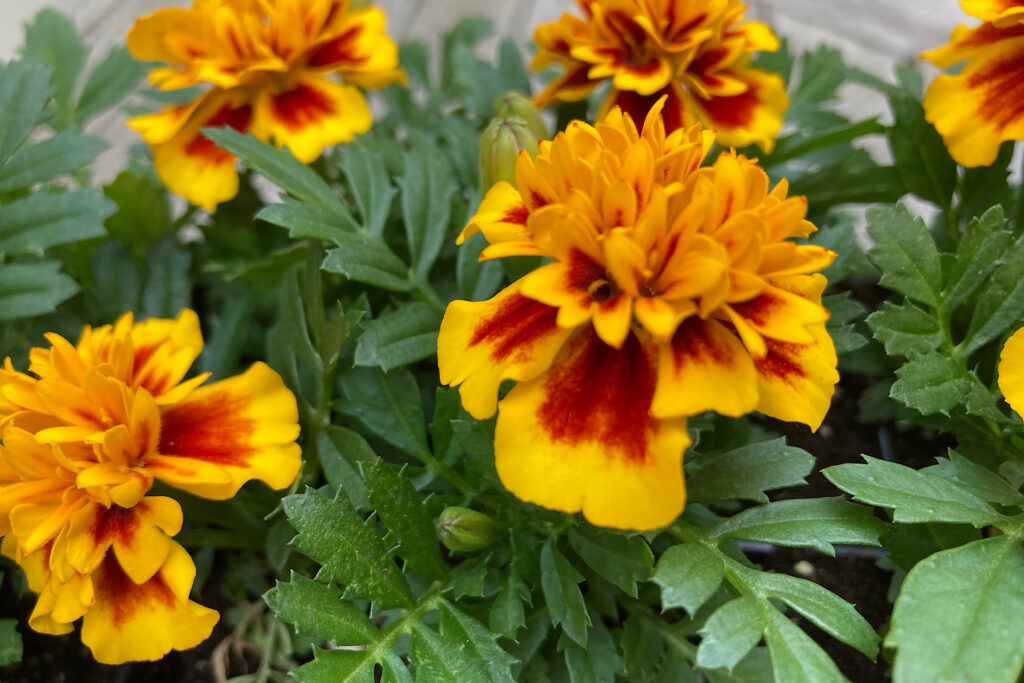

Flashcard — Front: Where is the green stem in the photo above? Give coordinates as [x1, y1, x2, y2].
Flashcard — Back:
[413, 274, 446, 312]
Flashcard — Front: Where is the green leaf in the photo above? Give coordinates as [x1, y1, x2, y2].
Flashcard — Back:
[890, 352, 969, 416]
[561, 611, 623, 683]
[438, 600, 517, 682]
[882, 522, 982, 571]
[768, 118, 885, 165]
[490, 571, 528, 639]
[362, 460, 447, 581]
[91, 241, 139, 319]
[738, 565, 880, 659]
[924, 452, 1024, 506]
[0, 260, 78, 320]
[322, 235, 413, 292]
[788, 45, 846, 115]
[0, 191, 112, 253]
[651, 543, 723, 614]
[0, 130, 105, 193]
[711, 497, 887, 556]
[965, 235, 1024, 356]
[411, 620, 491, 681]
[337, 136, 396, 237]
[823, 292, 868, 355]
[945, 205, 1010, 312]
[335, 367, 429, 458]
[697, 595, 763, 672]
[265, 572, 377, 645]
[702, 648, 774, 683]
[257, 198, 357, 243]
[789, 162, 904, 211]
[762, 609, 845, 683]
[22, 9, 85, 128]
[886, 93, 956, 207]
[354, 303, 442, 371]
[823, 456, 1005, 527]
[399, 137, 456, 276]
[568, 525, 652, 597]
[0, 60, 52, 165]
[102, 170, 174, 255]
[202, 128, 344, 209]
[540, 538, 591, 646]
[447, 559, 487, 600]
[866, 301, 943, 358]
[142, 236, 191, 319]
[866, 205, 942, 307]
[74, 46, 148, 124]
[318, 425, 377, 510]
[451, 418, 500, 483]
[687, 438, 814, 504]
[283, 488, 414, 609]
[621, 613, 666, 678]
[888, 536, 1024, 683]
[498, 38, 532, 95]
[295, 647, 377, 683]
[0, 619, 22, 667]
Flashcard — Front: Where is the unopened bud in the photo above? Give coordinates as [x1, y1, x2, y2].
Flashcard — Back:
[437, 506, 497, 552]
[494, 91, 550, 142]
[479, 117, 540, 191]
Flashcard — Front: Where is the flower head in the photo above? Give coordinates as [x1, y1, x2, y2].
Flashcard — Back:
[127, 0, 404, 209]
[922, 0, 1024, 166]
[438, 103, 837, 530]
[0, 310, 301, 663]
[532, 0, 787, 150]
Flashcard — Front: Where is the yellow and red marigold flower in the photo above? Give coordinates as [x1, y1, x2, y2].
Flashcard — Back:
[0, 310, 301, 664]
[922, 0, 1024, 166]
[438, 101, 837, 531]
[126, 0, 404, 210]
[532, 0, 787, 150]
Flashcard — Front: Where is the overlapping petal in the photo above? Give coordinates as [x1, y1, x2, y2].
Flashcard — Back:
[0, 310, 301, 662]
[532, 0, 786, 148]
[127, 0, 403, 208]
[439, 104, 836, 530]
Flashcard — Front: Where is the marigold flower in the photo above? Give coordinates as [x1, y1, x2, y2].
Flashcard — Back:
[0, 309, 301, 663]
[922, 0, 1024, 166]
[126, 0, 405, 210]
[438, 102, 837, 531]
[999, 327, 1024, 417]
[532, 0, 787, 150]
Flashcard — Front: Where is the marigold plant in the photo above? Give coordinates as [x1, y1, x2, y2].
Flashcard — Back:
[532, 0, 787, 149]
[438, 100, 837, 530]
[126, 0, 404, 210]
[922, 0, 1024, 166]
[0, 310, 301, 664]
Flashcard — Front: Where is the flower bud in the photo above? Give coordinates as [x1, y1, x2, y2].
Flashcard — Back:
[437, 506, 498, 552]
[478, 116, 540, 191]
[494, 91, 550, 142]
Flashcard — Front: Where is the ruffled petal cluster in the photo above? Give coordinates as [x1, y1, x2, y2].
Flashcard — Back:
[0, 310, 301, 664]
[922, 0, 1024, 166]
[438, 103, 837, 531]
[532, 0, 787, 150]
[127, 0, 404, 210]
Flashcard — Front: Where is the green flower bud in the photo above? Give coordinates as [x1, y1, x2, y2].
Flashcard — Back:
[437, 506, 498, 552]
[494, 91, 550, 142]
[478, 116, 540, 191]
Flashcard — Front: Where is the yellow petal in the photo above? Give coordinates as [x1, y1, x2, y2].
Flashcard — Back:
[999, 326, 1024, 417]
[154, 362, 301, 500]
[687, 68, 787, 152]
[652, 317, 758, 418]
[438, 280, 572, 419]
[81, 544, 219, 665]
[494, 328, 689, 530]
[754, 323, 838, 431]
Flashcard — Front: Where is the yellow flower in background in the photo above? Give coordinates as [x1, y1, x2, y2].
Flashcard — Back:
[0, 310, 301, 663]
[438, 102, 837, 531]
[999, 327, 1024, 417]
[532, 0, 787, 150]
[126, 0, 405, 210]
[922, 0, 1024, 166]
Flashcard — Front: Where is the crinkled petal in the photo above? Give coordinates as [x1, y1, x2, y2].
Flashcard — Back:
[154, 362, 301, 499]
[687, 68, 787, 151]
[81, 544, 218, 665]
[494, 328, 689, 530]
[923, 35, 1024, 167]
[438, 280, 572, 419]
